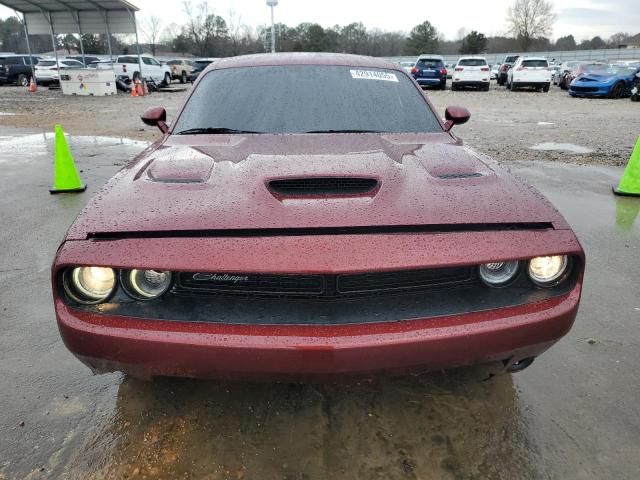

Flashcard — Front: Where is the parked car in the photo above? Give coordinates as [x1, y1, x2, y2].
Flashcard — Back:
[52, 53, 584, 380]
[560, 62, 607, 91]
[506, 57, 551, 92]
[631, 71, 640, 102]
[35, 58, 85, 86]
[569, 64, 640, 98]
[0, 54, 40, 86]
[114, 54, 172, 87]
[490, 64, 500, 80]
[558, 61, 582, 90]
[451, 56, 490, 91]
[65, 55, 101, 67]
[166, 59, 195, 83]
[550, 64, 561, 85]
[189, 58, 217, 81]
[497, 55, 520, 86]
[411, 55, 447, 90]
[398, 61, 414, 74]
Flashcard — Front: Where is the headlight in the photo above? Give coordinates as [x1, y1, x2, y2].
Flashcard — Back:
[528, 255, 569, 287]
[479, 261, 520, 287]
[63, 266, 116, 304]
[121, 269, 172, 300]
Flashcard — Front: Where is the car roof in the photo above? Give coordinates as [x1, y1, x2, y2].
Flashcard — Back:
[519, 57, 548, 61]
[212, 53, 398, 71]
[417, 54, 443, 60]
[457, 56, 487, 61]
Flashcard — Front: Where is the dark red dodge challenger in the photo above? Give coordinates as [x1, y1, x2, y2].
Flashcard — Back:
[52, 53, 584, 380]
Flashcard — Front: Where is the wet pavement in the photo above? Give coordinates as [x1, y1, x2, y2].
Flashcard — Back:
[1, 130, 639, 479]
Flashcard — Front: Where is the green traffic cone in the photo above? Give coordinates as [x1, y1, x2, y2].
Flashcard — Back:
[50, 124, 87, 194]
[613, 135, 640, 197]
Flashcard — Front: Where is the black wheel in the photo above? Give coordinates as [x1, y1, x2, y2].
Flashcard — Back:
[484, 84, 490, 92]
[163, 72, 172, 87]
[506, 357, 535, 373]
[18, 74, 29, 87]
[609, 82, 626, 99]
[180, 71, 187, 84]
[451, 83, 457, 91]
[542, 85, 550, 93]
[510, 81, 517, 91]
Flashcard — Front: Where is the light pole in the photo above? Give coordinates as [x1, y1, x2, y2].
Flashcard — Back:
[266, 0, 278, 53]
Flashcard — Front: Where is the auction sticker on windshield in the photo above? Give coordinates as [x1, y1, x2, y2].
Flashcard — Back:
[350, 70, 399, 82]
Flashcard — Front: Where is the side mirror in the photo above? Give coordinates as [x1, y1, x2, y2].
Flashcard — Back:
[141, 106, 169, 134]
[443, 106, 471, 132]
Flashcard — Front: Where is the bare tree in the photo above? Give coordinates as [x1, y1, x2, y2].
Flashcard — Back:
[506, 0, 556, 51]
[227, 10, 244, 56]
[139, 15, 163, 55]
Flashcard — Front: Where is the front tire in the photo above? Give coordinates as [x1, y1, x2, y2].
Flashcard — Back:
[609, 82, 626, 99]
[162, 72, 172, 87]
[542, 84, 550, 93]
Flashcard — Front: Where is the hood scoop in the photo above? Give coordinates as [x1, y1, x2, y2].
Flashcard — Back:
[268, 177, 379, 197]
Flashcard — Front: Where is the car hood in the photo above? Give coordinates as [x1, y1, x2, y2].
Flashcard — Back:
[575, 73, 626, 83]
[66, 133, 568, 240]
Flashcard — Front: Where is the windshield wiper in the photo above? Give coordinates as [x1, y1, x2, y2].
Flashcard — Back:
[304, 129, 384, 134]
[175, 127, 263, 135]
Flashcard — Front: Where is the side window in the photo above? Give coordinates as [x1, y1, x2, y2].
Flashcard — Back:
[142, 57, 153, 65]
[149, 58, 160, 66]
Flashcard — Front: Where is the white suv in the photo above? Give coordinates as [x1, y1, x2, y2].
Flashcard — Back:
[452, 56, 490, 91]
[507, 57, 551, 92]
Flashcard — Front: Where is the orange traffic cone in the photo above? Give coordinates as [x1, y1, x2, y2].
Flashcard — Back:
[130, 81, 138, 97]
[28, 77, 37, 93]
[136, 80, 144, 97]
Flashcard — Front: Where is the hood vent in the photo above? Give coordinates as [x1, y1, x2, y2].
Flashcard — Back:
[436, 172, 484, 180]
[268, 177, 379, 196]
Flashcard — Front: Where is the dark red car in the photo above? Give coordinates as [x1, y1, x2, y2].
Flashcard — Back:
[52, 53, 584, 380]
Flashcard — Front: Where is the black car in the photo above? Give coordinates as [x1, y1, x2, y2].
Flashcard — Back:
[497, 55, 519, 86]
[189, 59, 216, 82]
[0, 55, 40, 86]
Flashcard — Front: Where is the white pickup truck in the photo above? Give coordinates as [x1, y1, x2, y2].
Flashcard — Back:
[114, 54, 172, 86]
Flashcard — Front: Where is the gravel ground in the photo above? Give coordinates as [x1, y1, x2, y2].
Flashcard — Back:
[2, 82, 639, 165]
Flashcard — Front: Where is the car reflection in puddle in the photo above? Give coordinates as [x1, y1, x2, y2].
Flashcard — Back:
[59, 365, 541, 480]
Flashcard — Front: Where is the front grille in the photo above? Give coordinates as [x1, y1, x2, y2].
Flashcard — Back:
[174, 267, 475, 299]
[268, 177, 378, 196]
[572, 86, 598, 93]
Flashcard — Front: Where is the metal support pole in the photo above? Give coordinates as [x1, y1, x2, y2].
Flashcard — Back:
[102, 10, 114, 66]
[46, 11, 60, 67]
[128, 9, 144, 80]
[270, 5, 275, 53]
[20, 12, 36, 82]
[75, 11, 86, 66]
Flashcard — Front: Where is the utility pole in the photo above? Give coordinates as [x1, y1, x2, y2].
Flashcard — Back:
[266, 0, 278, 53]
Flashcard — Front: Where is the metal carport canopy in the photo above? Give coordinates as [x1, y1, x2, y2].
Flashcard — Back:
[0, 0, 142, 86]
[0, 0, 139, 35]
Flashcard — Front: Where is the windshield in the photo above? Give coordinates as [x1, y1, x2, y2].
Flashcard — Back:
[458, 59, 486, 67]
[38, 61, 56, 67]
[174, 65, 442, 134]
[522, 60, 548, 68]
[417, 59, 443, 68]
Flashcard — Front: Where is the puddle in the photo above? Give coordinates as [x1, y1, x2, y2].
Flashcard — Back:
[537, 122, 554, 126]
[530, 142, 593, 154]
[0, 133, 149, 163]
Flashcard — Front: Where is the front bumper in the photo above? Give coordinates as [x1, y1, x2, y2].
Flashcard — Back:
[569, 85, 612, 97]
[53, 230, 584, 379]
[56, 285, 580, 380]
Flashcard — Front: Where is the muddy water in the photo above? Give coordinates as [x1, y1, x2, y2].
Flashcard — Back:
[60, 367, 538, 480]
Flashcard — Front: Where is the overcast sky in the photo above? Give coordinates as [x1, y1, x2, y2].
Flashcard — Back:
[1, 0, 638, 41]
